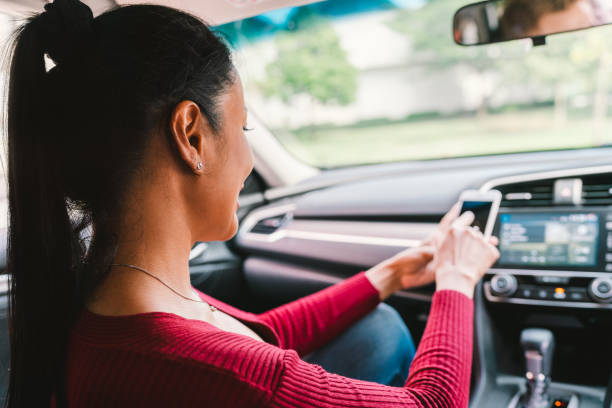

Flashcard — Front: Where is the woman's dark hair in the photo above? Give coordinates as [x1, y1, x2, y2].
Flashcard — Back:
[4, 0, 234, 405]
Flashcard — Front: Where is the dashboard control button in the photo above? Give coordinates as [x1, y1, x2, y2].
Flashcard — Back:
[606, 253, 612, 262]
[490, 274, 518, 297]
[552, 288, 567, 300]
[567, 288, 587, 301]
[517, 286, 535, 299]
[588, 277, 612, 303]
[597, 281, 611, 293]
[535, 276, 570, 285]
[536, 289, 551, 300]
[606, 264, 612, 272]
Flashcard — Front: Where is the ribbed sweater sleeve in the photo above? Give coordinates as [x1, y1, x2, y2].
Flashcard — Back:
[258, 271, 381, 356]
[270, 290, 474, 408]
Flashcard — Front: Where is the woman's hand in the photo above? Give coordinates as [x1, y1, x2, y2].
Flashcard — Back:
[421, 203, 498, 277]
[422, 202, 462, 249]
[366, 203, 460, 299]
[364, 204, 462, 300]
[365, 203, 499, 300]
[365, 245, 435, 301]
[434, 211, 500, 298]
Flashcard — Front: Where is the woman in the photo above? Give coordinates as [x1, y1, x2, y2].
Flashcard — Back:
[4, 0, 499, 406]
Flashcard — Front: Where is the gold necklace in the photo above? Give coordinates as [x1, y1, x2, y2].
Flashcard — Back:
[110, 263, 217, 312]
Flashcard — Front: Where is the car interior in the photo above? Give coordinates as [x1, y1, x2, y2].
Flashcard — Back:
[1, 0, 612, 407]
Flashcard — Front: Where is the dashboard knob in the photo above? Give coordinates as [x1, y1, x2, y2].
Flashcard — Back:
[490, 274, 518, 297]
[588, 277, 612, 303]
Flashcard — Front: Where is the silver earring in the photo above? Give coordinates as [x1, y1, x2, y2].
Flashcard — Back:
[197, 161, 202, 170]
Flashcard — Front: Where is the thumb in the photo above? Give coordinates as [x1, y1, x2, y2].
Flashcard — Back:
[453, 210, 475, 229]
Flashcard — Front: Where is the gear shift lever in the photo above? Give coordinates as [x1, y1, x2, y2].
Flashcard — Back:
[519, 328, 555, 408]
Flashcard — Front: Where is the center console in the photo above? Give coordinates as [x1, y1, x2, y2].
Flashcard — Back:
[470, 169, 612, 408]
[485, 208, 612, 308]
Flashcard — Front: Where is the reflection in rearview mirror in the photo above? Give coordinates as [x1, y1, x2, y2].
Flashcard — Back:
[454, 0, 612, 46]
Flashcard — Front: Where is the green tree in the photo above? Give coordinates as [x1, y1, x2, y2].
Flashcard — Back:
[260, 20, 357, 106]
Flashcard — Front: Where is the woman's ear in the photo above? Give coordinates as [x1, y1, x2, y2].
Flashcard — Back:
[169, 100, 209, 173]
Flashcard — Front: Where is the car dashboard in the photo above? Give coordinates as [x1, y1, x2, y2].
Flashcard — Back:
[235, 147, 612, 408]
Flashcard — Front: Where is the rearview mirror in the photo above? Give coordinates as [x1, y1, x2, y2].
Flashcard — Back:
[453, 0, 612, 46]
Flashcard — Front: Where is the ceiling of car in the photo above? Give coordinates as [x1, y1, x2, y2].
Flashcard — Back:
[1, 0, 323, 23]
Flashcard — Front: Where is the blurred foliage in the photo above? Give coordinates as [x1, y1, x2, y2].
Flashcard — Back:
[388, 0, 498, 70]
[259, 19, 357, 105]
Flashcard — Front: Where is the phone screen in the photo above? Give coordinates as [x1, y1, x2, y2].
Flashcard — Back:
[460, 201, 493, 233]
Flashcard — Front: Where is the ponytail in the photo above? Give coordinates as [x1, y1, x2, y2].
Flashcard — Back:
[5, 6, 91, 407]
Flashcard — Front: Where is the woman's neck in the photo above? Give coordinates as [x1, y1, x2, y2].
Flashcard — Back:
[87, 183, 198, 316]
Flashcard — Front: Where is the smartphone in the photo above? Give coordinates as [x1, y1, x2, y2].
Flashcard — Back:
[458, 189, 502, 238]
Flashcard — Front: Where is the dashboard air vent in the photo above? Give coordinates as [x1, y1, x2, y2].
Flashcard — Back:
[249, 214, 288, 234]
[498, 180, 554, 207]
[581, 174, 612, 206]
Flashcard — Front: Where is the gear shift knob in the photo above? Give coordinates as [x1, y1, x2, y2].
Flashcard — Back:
[519, 328, 555, 408]
[520, 328, 555, 380]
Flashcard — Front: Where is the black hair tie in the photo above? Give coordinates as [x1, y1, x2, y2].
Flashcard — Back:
[38, 0, 94, 65]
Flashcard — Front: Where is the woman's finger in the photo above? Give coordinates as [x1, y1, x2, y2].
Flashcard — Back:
[488, 236, 499, 246]
[439, 202, 461, 231]
[401, 246, 435, 266]
[452, 210, 474, 229]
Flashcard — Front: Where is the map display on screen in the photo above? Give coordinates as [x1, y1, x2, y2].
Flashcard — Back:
[498, 213, 599, 267]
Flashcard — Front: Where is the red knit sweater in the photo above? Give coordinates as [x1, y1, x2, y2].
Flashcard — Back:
[66, 272, 474, 407]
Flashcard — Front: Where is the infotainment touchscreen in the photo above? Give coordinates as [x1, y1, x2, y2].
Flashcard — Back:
[498, 213, 600, 267]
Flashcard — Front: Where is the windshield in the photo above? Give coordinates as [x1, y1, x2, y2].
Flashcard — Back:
[217, 0, 612, 168]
